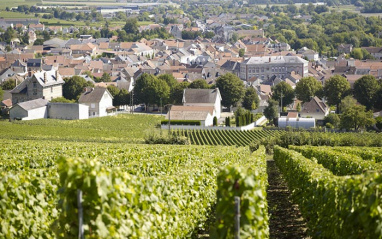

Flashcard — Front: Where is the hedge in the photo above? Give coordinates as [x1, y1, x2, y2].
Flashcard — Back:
[211, 146, 269, 238]
[161, 120, 201, 126]
[274, 146, 382, 239]
[289, 145, 382, 176]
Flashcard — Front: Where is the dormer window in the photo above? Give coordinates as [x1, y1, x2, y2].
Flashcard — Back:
[33, 82, 37, 88]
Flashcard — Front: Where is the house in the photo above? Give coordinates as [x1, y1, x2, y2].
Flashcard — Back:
[300, 96, 329, 120]
[71, 43, 97, 57]
[10, 98, 48, 120]
[27, 59, 42, 72]
[1, 98, 12, 116]
[78, 87, 114, 117]
[10, 70, 65, 104]
[29, 23, 45, 32]
[278, 112, 316, 129]
[166, 105, 215, 126]
[182, 88, 222, 119]
[337, 44, 353, 54]
[47, 103, 89, 120]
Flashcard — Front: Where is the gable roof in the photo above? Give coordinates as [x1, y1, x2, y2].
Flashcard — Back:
[183, 88, 221, 104]
[16, 98, 48, 111]
[301, 96, 328, 114]
[167, 105, 213, 121]
[78, 87, 113, 103]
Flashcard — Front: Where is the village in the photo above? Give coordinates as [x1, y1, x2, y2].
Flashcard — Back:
[0, 1, 381, 132]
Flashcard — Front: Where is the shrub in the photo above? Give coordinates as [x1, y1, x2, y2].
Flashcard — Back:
[161, 120, 201, 126]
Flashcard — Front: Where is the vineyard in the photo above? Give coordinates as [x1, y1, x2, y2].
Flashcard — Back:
[0, 138, 269, 238]
[176, 129, 282, 146]
[0, 114, 162, 143]
[275, 145, 382, 238]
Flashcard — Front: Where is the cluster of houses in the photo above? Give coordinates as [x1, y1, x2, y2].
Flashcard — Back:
[3, 69, 114, 121]
[1, 14, 381, 127]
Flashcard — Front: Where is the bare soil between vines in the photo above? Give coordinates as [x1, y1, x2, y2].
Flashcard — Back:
[267, 158, 310, 239]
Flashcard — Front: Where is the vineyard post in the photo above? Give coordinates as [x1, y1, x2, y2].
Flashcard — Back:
[234, 196, 240, 239]
[77, 189, 84, 239]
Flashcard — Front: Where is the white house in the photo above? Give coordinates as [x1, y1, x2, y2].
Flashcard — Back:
[10, 70, 64, 104]
[10, 98, 48, 121]
[78, 87, 114, 117]
[300, 96, 329, 120]
[166, 106, 214, 126]
[182, 88, 222, 119]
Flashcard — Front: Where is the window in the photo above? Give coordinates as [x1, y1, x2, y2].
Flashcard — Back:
[33, 82, 37, 88]
[91, 103, 95, 108]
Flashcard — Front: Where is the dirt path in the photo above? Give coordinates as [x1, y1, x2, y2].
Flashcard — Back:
[267, 159, 309, 239]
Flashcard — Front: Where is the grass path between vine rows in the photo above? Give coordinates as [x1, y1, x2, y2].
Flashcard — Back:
[267, 158, 310, 239]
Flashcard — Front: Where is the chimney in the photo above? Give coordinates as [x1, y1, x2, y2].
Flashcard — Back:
[83, 87, 87, 93]
[28, 70, 32, 77]
[55, 70, 58, 81]
[269, 57, 271, 62]
[44, 72, 47, 83]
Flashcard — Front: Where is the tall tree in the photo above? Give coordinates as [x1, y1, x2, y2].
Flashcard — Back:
[215, 73, 245, 108]
[340, 105, 375, 131]
[189, 79, 210, 89]
[324, 75, 351, 110]
[134, 73, 170, 108]
[242, 87, 259, 110]
[63, 76, 94, 101]
[264, 99, 279, 126]
[339, 96, 357, 113]
[353, 75, 380, 110]
[114, 89, 129, 106]
[101, 72, 111, 82]
[171, 81, 189, 104]
[271, 81, 295, 107]
[123, 18, 139, 34]
[158, 74, 178, 89]
[295, 76, 323, 103]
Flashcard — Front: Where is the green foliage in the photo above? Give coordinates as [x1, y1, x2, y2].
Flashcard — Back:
[134, 73, 170, 108]
[225, 117, 231, 127]
[324, 75, 351, 107]
[170, 81, 189, 104]
[290, 145, 382, 176]
[242, 87, 259, 110]
[123, 18, 139, 34]
[50, 97, 75, 103]
[144, 131, 189, 145]
[324, 113, 340, 128]
[238, 48, 245, 57]
[189, 79, 210, 89]
[161, 120, 201, 126]
[339, 95, 357, 113]
[1, 79, 16, 90]
[63, 76, 94, 101]
[211, 147, 269, 238]
[263, 99, 279, 125]
[274, 146, 382, 239]
[376, 116, 382, 131]
[213, 116, 218, 126]
[216, 73, 245, 108]
[0, 114, 164, 144]
[176, 129, 281, 147]
[340, 105, 375, 131]
[271, 81, 295, 106]
[0, 86, 3, 102]
[329, 146, 382, 163]
[295, 76, 323, 103]
[353, 75, 380, 110]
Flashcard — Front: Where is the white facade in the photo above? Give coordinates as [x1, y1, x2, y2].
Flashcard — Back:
[48, 103, 89, 120]
[10, 105, 47, 121]
[239, 56, 309, 80]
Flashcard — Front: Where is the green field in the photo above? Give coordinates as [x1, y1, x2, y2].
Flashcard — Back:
[0, 114, 268, 238]
[0, 114, 164, 143]
[0, 0, 41, 10]
[0, 11, 36, 18]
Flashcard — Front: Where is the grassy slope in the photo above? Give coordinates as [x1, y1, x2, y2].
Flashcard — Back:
[0, 114, 164, 143]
